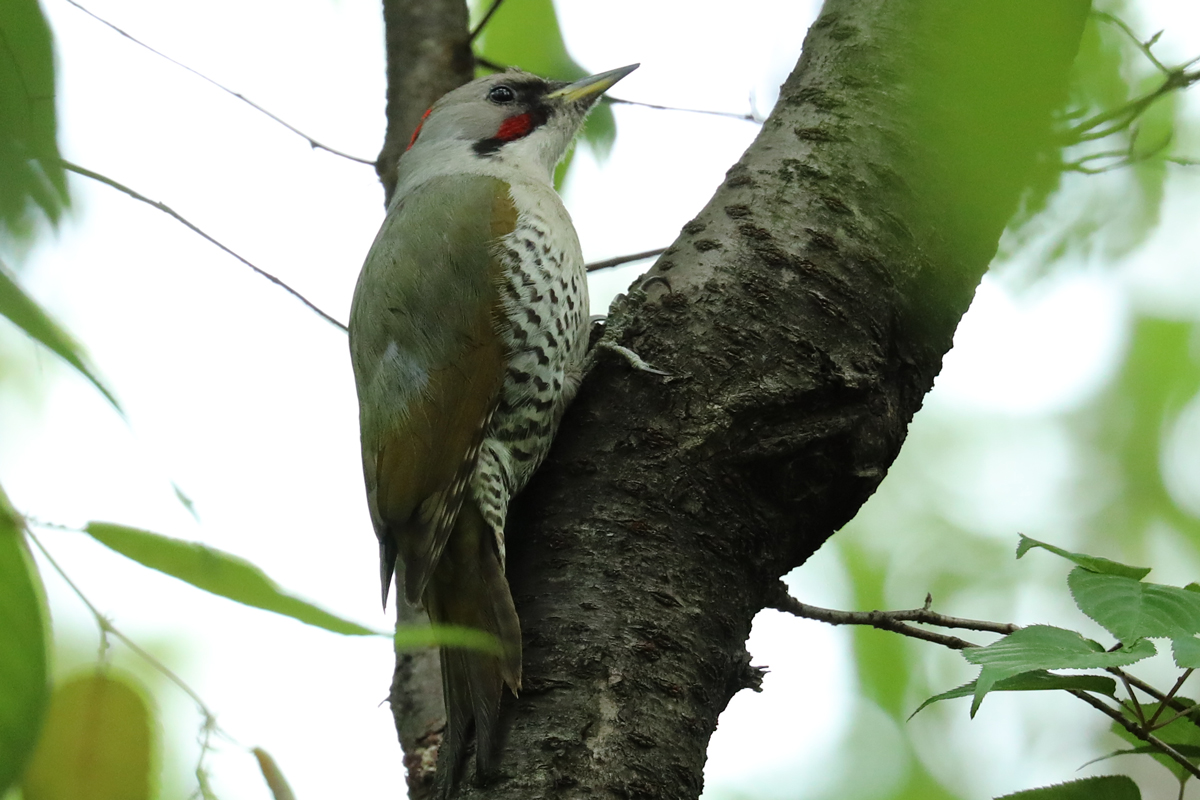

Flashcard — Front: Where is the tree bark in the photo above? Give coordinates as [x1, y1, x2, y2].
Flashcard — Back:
[376, 0, 474, 205]
[381, 1, 1091, 797]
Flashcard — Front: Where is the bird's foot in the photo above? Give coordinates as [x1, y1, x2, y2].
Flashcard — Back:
[587, 340, 670, 377]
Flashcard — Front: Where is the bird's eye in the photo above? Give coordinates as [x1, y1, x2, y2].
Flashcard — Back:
[489, 85, 516, 104]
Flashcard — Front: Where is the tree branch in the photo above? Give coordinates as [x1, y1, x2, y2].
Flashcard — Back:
[586, 248, 667, 273]
[376, 0, 474, 205]
[62, 0, 374, 165]
[60, 160, 346, 331]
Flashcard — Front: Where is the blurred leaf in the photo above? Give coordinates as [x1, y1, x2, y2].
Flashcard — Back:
[393, 623, 500, 654]
[472, 0, 616, 155]
[21, 671, 154, 800]
[1173, 637, 1200, 668]
[962, 625, 1153, 715]
[252, 748, 296, 800]
[1111, 699, 1200, 783]
[1016, 534, 1150, 579]
[0, 259, 122, 412]
[83, 522, 380, 637]
[844, 542, 912, 718]
[995, 775, 1140, 800]
[1068, 567, 1200, 643]
[0, 0, 69, 244]
[170, 483, 199, 522]
[0, 484, 49, 794]
[911, 669, 1117, 719]
[1081, 317, 1200, 543]
[1002, 4, 1190, 270]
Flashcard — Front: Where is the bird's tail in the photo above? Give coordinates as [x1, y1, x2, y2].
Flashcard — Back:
[423, 500, 521, 795]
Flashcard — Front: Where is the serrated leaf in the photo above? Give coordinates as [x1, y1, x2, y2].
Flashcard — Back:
[1083, 744, 1200, 769]
[84, 522, 379, 637]
[0, 484, 49, 794]
[1111, 699, 1200, 782]
[962, 625, 1154, 715]
[1173, 637, 1200, 668]
[0, 0, 69, 242]
[1069, 567, 1200, 643]
[0, 260, 121, 412]
[995, 774, 1140, 800]
[21, 671, 154, 800]
[910, 669, 1116, 719]
[252, 748, 296, 800]
[393, 623, 500, 654]
[1016, 534, 1150, 579]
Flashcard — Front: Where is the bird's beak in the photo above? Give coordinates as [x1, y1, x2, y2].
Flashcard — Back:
[546, 64, 639, 104]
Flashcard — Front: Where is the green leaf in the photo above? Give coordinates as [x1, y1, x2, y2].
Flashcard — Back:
[1111, 699, 1200, 783]
[1068, 567, 1200, 642]
[393, 624, 500, 654]
[994, 775, 1140, 800]
[83, 522, 380, 637]
[21, 671, 154, 800]
[0, 484, 49, 794]
[1173, 637, 1200, 669]
[0, 259, 121, 413]
[252, 748, 296, 800]
[962, 625, 1154, 715]
[910, 669, 1117, 719]
[0, 0, 69, 243]
[472, 0, 617, 155]
[1016, 534, 1150, 579]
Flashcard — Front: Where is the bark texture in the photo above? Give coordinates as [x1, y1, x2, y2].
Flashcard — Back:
[377, 0, 474, 205]
[380, 1, 1091, 797]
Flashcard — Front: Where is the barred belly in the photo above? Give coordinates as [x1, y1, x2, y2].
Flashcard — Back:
[470, 181, 589, 564]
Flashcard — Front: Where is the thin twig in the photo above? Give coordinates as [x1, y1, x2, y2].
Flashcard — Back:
[1119, 671, 1147, 725]
[1063, 66, 1200, 145]
[469, 0, 507, 44]
[26, 528, 216, 717]
[1069, 688, 1200, 779]
[1093, 12, 1170, 75]
[62, 0, 374, 165]
[604, 95, 760, 123]
[586, 248, 668, 273]
[60, 159, 348, 332]
[473, 55, 760, 123]
[1137, 671, 1195, 729]
[767, 584, 982, 650]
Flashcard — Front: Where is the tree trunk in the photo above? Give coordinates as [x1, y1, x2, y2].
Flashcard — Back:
[382, 1, 1091, 797]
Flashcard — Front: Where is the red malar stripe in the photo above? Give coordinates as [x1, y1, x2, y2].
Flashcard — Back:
[495, 113, 533, 142]
[406, 107, 433, 150]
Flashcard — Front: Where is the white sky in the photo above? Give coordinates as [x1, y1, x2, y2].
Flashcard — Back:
[3, 0, 1199, 798]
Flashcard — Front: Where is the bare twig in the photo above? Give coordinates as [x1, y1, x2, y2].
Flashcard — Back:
[586, 248, 668, 273]
[62, 0, 375, 165]
[604, 95, 760, 123]
[1093, 12, 1170, 75]
[767, 583, 984, 650]
[469, 0, 507, 44]
[1070, 688, 1200, 779]
[473, 55, 760, 123]
[61, 160, 348, 332]
[1063, 65, 1200, 145]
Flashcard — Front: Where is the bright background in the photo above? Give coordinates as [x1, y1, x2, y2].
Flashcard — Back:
[3, 0, 1200, 798]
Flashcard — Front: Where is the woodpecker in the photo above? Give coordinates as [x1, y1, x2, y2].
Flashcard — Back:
[349, 64, 638, 788]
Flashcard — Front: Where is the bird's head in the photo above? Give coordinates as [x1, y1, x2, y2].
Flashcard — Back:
[397, 64, 638, 189]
